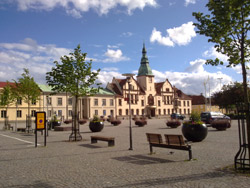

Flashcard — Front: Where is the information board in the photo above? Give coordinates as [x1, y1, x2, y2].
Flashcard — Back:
[36, 112, 46, 130]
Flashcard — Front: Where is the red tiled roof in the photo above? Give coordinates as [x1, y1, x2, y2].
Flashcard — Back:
[188, 95, 206, 105]
[155, 82, 164, 95]
[0, 82, 15, 88]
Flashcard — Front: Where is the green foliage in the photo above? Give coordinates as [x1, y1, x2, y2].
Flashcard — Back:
[183, 111, 203, 125]
[51, 114, 59, 122]
[193, 0, 250, 67]
[13, 69, 40, 105]
[12, 69, 40, 117]
[212, 82, 248, 110]
[91, 115, 102, 123]
[0, 82, 15, 108]
[46, 44, 101, 97]
[193, 0, 250, 104]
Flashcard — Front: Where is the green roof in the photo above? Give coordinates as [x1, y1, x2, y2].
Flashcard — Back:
[97, 88, 114, 95]
[138, 43, 153, 76]
[38, 84, 53, 92]
[39, 84, 114, 96]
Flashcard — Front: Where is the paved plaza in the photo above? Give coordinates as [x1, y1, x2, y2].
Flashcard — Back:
[0, 119, 250, 188]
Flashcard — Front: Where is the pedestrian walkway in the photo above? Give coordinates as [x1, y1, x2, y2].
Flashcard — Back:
[0, 119, 249, 188]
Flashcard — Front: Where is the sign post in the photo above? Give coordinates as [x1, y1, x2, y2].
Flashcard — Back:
[35, 112, 46, 147]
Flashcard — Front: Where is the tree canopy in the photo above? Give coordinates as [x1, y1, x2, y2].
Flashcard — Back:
[46, 44, 101, 141]
[46, 44, 100, 98]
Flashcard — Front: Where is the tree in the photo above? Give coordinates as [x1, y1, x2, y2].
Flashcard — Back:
[0, 82, 15, 129]
[193, 0, 250, 159]
[212, 82, 249, 112]
[46, 44, 101, 141]
[13, 69, 41, 132]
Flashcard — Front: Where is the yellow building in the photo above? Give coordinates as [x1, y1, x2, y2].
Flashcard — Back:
[1, 44, 192, 122]
[106, 44, 192, 118]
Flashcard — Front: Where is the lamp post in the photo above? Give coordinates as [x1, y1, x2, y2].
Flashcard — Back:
[46, 95, 49, 136]
[122, 73, 135, 150]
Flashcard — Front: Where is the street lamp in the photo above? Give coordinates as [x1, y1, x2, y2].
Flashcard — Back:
[122, 73, 135, 150]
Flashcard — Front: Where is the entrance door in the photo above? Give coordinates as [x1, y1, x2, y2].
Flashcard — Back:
[150, 109, 155, 117]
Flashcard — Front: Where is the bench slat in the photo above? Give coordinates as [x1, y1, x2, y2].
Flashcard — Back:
[146, 133, 192, 160]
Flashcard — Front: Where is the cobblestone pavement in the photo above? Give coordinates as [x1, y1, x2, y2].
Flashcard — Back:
[0, 119, 250, 188]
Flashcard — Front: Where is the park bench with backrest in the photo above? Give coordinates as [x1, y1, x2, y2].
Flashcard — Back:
[146, 133, 192, 160]
[91, 135, 115, 147]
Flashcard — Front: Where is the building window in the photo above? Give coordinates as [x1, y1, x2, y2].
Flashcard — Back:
[17, 98, 22, 105]
[57, 98, 62, 106]
[119, 109, 122, 116]
[82, 99, 84, 105]
[58, 110, 62, 117]
[142, 109, 144, 115]
[188, 109, 190, 114]
[136, 109, 139, 115]
[149, 77, 152, 83]
[131, 109, 134, 115]
[103, 110, 106, 116]
[184, 109, 186, 114]
[141, 100, 144, 106]
[119, 99, 122, 106]
[102, 99, 106, 106]
[158, 100, 161, 106]
[158, 109, 161, 115]
[110, 99, 114, 106]
[69, 110, 72, 117]
[68, 98, 72, 105]
[31, 110, 36, 117]
[164, 109, 166, 115]
[48, 110, 52, 117]
[17, 110, 22, 118]
[166, 88, 170, 92]
[187, 101, 190, 106]
[94, 99, 98, 106]
[32, 99, 36, 105]
[110, 110, 114, 117]
[168, 109, 170, 114]
[47, 97, 52, 105]
[126, 109, 129, 116]
[95, 110, 98, 115]
[1, 110, 7, 118]
[179, 109, 182, 114]
[183, 101, 186, 106]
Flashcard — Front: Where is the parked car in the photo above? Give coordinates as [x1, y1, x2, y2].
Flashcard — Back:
[200, 111, 230, 124]
[170, 113, 186, 120]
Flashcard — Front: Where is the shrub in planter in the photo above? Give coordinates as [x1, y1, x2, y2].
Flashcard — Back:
[110, 119, 121, 126]
[135, 120, 147, 127]
[132, 116, 139, 121]
[89, 115, 104, 132]
[166, 120, 181, 128]
[79, 119, 87, 125]
[211, 119, 231, 130]
[182, 111, 208, 142]
[64, 119, 72, 124]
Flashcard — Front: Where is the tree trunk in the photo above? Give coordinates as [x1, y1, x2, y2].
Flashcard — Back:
[240, 27, 250, 160]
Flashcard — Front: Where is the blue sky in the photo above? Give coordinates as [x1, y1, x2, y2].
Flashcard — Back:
[0, 0, 244, 95]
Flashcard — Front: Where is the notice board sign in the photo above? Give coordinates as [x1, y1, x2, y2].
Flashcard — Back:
[36, 112, 46, 130]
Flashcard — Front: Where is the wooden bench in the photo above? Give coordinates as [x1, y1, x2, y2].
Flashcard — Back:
[91, 136, 115, 147]
[17, 128, 26, 132]
[146, 133, 192, 160]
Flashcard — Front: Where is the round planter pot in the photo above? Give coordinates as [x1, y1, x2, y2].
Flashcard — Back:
[89, 121, 104, 132]
[182, 123, 208, 142]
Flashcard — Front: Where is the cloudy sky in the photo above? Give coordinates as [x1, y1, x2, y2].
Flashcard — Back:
[0, 0, 245, 96]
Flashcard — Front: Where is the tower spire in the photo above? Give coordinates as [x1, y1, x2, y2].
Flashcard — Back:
[138, 43, 153, 76]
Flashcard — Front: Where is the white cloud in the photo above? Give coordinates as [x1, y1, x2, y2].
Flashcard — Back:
[150, 21, 196, 47]
[96, 60, 233, 95]
[0, 38, 71, 84]
[185, 0, 196, 6]
[11, 0, 158, 17]
[203, 46, 229, 63]
[120, 32, 133, 37]
[103, 49, 130, 63]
